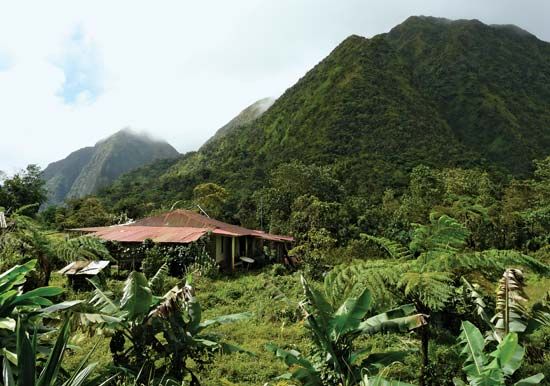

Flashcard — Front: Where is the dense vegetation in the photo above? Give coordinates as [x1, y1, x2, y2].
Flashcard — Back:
[1, 15, 549, 386]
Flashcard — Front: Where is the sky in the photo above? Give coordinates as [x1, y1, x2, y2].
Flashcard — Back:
[1, 0, 549, 174]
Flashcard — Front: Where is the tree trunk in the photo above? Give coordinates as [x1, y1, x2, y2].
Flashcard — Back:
[419, 323, 430, 386]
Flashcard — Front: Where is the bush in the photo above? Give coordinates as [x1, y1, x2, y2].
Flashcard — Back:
[141, 245, 167, 277]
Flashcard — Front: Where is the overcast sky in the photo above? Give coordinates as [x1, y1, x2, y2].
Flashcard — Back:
[1, 0, 549, 173]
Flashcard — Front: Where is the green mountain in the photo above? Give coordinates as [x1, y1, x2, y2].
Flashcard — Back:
[42, 129, 179, 205]
[99, 16, 550, 212]
[202, 97, 275, 147]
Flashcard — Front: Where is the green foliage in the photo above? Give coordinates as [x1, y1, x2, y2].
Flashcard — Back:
[0, 165, 46, 216]
[49, 197, 116, 230]
[85, 270, 250, 382]
[268, 275, 427, 385]
[193, 182, 229, 220]
[454, 321, 544, 385]
[3, 316, 99, 386]
[0, 210, 111, 287]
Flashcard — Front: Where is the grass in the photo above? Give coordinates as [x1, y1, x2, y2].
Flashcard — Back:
[49, 263, 549, 385]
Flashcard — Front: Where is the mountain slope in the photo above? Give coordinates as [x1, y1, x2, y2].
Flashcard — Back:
[43, 129, 179, 205]
[202, 97, 275, 147]
[386, 16, 550, 174]
[99, 16, 550, 212]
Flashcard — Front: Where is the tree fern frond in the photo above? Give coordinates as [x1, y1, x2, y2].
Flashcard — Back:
[397, 271, 454, 311]
[360, 234, 413, 260]
[410, 213, 469, 254]
[461, 277, 493, 329]
[55, 236, 111, 262]
[456, 250, 549, 276]
[325, 260, 406, 309]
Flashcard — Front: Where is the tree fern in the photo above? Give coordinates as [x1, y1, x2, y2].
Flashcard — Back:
[397, 271, 454, 311]
[54, 236, 111, 262]
[410, 213, 469, 254]
[361, 234, 413, 260]
[325, 260, 404, 309]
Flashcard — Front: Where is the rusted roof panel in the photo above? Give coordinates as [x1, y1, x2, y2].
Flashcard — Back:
[131, 209, 257, 236]
[59, 260, 110, 276]
[78, 225, 210, 243]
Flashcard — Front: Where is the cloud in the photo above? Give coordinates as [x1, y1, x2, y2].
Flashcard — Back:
[53, 25, 105, 105]
[0, 50, 12, 71]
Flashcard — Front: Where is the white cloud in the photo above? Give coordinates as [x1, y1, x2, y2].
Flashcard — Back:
[52, 25, 105, 105]
[0, 0, 548, 173]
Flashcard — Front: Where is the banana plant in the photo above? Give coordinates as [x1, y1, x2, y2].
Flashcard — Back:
[267, 275, 427, 386]
[2, 316, 103, 386]
[462, 269, 550, 343]
[0, 260, 81, 365]
[85, 270, 251, 383]
[453, 321, 544, 386]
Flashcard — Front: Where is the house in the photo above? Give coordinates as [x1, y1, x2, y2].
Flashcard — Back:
[72, 209, 294, 271]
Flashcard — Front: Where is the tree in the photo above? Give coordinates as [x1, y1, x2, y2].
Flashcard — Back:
[193, 182, 229, 219]
[267, 275, 427, 386]
[54, 197, 115, 229]
[0, 165, 47, 216]
[255, 161, 344, 234]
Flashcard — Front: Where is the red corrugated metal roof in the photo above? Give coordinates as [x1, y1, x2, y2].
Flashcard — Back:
[130, 210, 258, 236]
[72, 210, 294, 243]
[75, 225, 210, 243]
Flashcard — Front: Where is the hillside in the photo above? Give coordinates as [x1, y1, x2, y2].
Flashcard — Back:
[202, 97, 275, 147]
[99, 16, 550, 212]
[42, 129, 179, 205]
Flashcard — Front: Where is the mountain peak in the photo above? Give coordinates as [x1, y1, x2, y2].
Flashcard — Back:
[42, 130, 179, 205]
[391, 15, 536, 40]
[202, 97, 276, 148]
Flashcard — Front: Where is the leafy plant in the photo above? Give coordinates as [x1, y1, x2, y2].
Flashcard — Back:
[327, 213, 549, 385]
[85, 270, 251, 383]
[0, 210, 110, 287]
[453, 321, 544, 385]
[267, 275, 427, 386]
[2, 316, 103, 386]
[0, 260, 79, 365]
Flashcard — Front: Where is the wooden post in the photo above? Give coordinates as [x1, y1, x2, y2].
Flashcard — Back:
[245, 237, 249, 257]
[231, 237, 237, 271]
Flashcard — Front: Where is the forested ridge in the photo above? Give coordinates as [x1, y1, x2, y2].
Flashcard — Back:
[98, 16, 550, 222]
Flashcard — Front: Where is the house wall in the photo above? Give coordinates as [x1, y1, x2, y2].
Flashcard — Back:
[215, 235, 224, 263]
